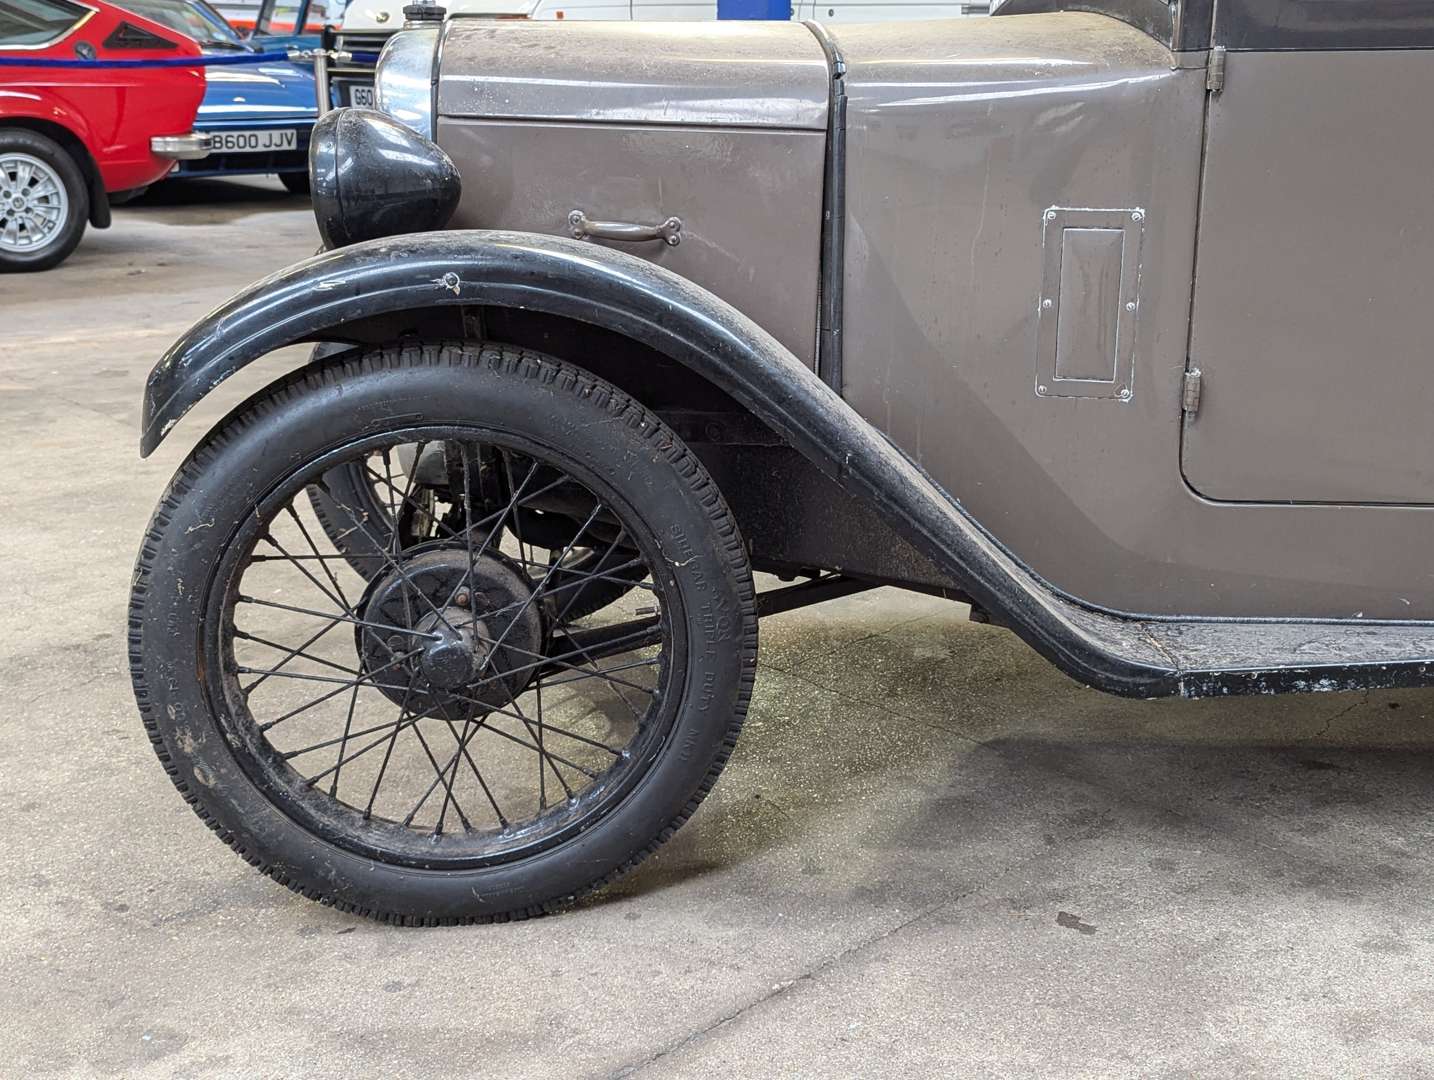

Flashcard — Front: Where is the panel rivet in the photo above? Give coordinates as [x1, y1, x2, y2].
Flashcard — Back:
[1125, 301, 1137, 311]
[1041, 298, 1053, 310]
[1037, 384, 1048, 394]
[1119, 387, 1132, 401]
[1044, 210, 1057, 222]
[1131, 210, 1144, 222]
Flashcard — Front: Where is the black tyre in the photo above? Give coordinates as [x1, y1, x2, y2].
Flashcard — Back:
[279, 171, 310, 195]
[0, 128, 89, 272]
[129, 343, 757, 924]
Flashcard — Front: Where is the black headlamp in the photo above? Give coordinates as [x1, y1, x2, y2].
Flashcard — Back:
[308, 108, 461, 250]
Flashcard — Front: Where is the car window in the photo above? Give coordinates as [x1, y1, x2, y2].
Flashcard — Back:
[117, 0, 243, 44]
[0, 0, 92, 47]
[257, 0, 332, 32]
[263, 0, 302, 30]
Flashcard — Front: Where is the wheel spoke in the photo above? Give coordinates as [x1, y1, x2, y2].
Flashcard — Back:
[432, 453, 541, 615]
[363, 671, 421, 818]
[287, 711, 425, 760]
[257, 645, 424, 732]
[504, 693, 576, 799]
[237, 593, 441, 641]
[431, 697, 509, 828]
[536, 655, 660, 691]
[261, 530, 351, 615]
[312, 475, 464, 638]
[329, 678, 363, 796]
[363, 463, 462, 544]
[449, 695, 596, 783]
[236, 666, 397, 689]
[391, 441, 428, 555]
[428, 555, 650, 634]
[234, 617, 347, 693]
[549, 525, 630, 629]
[471, 501, 604, 682]
[459, 626, 659, 696]
[285, 504, 355, 612]
[399, 711, 473, 832]
[301, 702, 424, 787]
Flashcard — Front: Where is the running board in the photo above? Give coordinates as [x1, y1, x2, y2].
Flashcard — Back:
[1040, 592, 1434, 699]
[820, 408, 1434, 700]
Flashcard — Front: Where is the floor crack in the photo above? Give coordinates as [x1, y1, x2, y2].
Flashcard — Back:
[609, 839, 1080, 1078]
[1305, 689, 1370, 743]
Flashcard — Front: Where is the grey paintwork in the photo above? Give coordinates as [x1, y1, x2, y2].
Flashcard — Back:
[439, 118, 826, 364]
[436, 20, 831, 130]
[1184, 48, 1434, 506]
[434, 20, 832, 363]
[421, 12, 1434, 622]
[826, 17, 1434, 620]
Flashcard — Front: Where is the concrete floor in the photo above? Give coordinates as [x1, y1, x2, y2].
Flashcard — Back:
[5, 177, 1434, 1078]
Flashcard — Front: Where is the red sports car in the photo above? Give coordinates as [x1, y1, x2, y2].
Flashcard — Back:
[0, 0, 208, 270]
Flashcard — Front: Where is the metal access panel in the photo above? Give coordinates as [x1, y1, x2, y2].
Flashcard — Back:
[1183, 49, 1434, 505]
[1035, 207, 1144, 401]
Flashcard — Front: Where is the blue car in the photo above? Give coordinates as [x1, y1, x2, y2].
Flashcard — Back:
[119, 0, 319, 192]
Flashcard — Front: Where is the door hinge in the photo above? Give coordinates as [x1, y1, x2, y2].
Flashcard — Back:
[1182, 368, 1203, 416]
[1206, 46, 1226, 93]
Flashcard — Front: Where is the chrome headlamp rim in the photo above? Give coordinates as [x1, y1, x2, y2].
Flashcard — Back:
[374, 22, 442, 140]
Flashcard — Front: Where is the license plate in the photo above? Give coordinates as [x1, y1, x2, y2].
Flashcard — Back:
[349, 85, 375, 107]
[211, 128, 298, 154]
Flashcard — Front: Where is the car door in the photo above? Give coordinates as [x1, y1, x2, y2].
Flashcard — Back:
[1182, 1, 1434, 505]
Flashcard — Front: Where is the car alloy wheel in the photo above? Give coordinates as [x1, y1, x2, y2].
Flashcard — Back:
[0, 152, 69, 255]
[0, 129, 88, 273]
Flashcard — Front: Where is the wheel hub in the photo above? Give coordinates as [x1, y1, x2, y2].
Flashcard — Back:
[414, 607, 484, 689]
[357, 548, 545, 718]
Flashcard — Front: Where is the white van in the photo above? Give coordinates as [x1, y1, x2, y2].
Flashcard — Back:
[326, 0, 986, 108]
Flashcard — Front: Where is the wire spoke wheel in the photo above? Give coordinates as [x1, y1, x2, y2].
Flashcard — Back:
[218, 427, 676, 867]
[130, 345, 756, 922]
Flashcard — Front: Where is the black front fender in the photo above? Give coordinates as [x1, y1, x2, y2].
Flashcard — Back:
[142, 230, 823, 457]
[141, 228, 1190, 697]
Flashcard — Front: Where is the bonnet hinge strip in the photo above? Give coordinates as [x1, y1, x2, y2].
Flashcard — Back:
[1206, 46, 1226, 93]
[805, 20, 848, 396]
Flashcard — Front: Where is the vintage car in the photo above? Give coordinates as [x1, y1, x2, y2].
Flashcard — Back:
[0, 0, 207, 270]
[129, 0, 1434, 924]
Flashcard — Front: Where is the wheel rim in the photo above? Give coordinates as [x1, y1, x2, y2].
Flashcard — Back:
[207, 426, 682, 870]
[0, 153, 69, 254]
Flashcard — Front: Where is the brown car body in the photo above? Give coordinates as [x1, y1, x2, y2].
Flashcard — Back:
[144, 0, 1434, 699]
